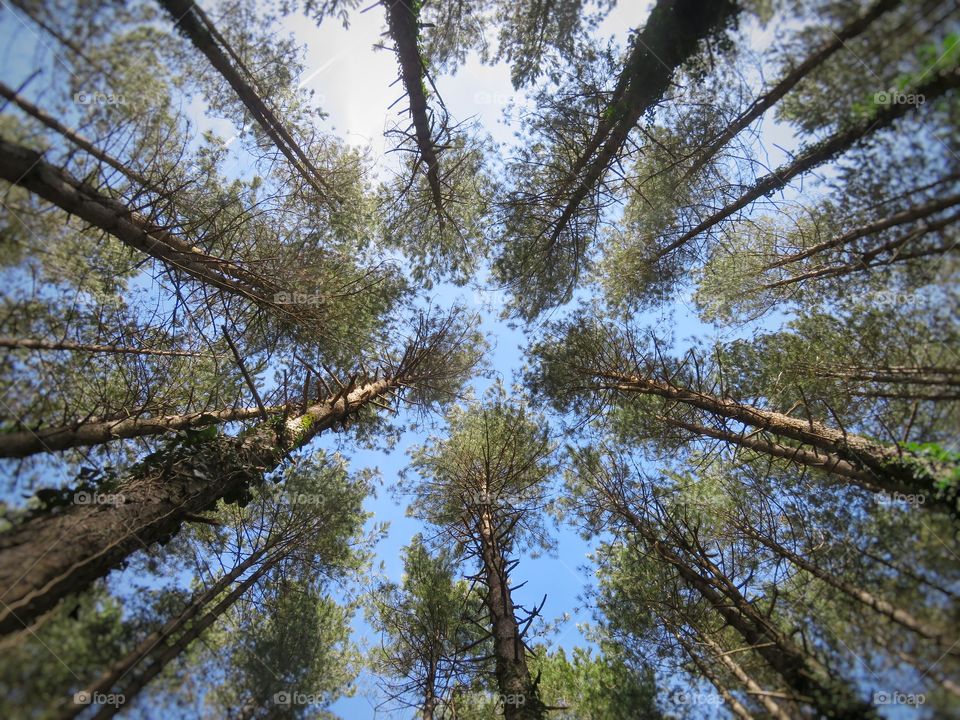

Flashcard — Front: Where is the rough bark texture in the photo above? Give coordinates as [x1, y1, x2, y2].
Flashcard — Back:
[599, 370, 953, 511]
[0, 405, 280, 459]
[656, 65, 960, 259]
[383, 0, 446, 226]
[0, 376, 395, 636]
[476, 510, 544, 720]
[661, 415, 888, 493]
[549, 0, 739, 246]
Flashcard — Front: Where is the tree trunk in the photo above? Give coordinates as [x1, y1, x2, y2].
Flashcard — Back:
[660, 415, 890, 493]
[0, 405, 284, 458]
[0, 375, 396, 636]
[762, 190, 960, 271]
[669, 627, 758, 720]
[383, 0, 445, 226]
[655, 65, 960, 260]
[549, 0, 739, 246]
[697, 628, 797, 720]
[740, 524, 958, 651]
[0, 137, 282, 308]
[475, 509, 544, 720]
[605, 492, 875, 720]
[157, 0, 333, 202]
[0, 336, 207, 359]
[59, 542, 280, 719]
[682, 0, 901, 182]
[599, 370, 953, 511]
[660, 542, 876, 719]
[89, 550, 280, 719]
[0, 80, 155, 191]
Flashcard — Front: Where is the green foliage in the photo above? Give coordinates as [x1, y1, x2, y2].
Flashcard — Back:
[528, 644, 661, 719]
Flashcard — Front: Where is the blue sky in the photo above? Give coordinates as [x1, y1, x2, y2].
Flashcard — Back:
[2, 1, 936, 718]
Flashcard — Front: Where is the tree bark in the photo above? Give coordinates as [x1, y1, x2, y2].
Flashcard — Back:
[548, 0, 739, 248]
[682, 0, 902, 182]
[89, 550, 280, 719]
[654, 65, 960, 260]
[0, 137, 282, 308]
[0, 375, 396, 636]
[0, 335, 207, 359]
[740, 524, 958, 651]
[157, 0, 333, 202]
[58, 542, 280, 719]
[475, 509, 544, 720]
[660, 415, 889, 494]
[596, 369, 953, 511]
[383, 0, 446, 227]
[0, 405, 284, 458]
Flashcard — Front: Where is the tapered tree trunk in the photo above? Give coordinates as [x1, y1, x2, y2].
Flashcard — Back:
[0, 375, 396, 636]
[383, 0, 445, 226]
[0, 405, 283, 458]
[757, 210, 960, 291]
[606, 493, 876, 719]
[157, 0, 332, 201]
[0, 137, 281, 308]
[740, 524, 957, 650]
[682, 0, 901, 182]
[763, 191, 960, 271]
[655, 65, 960, 260]
[804, 364, 960, 387]
[661, 415, 889, 493]
[659, 541, 875, 719]
[598, 370, 954, 512]
[475, 509, 544, 720]
[89, 550, 280, 719]
[697, 628, 796, 720]
[549, 0, 739, 245]
[669, 627, 757, 720]
[59, 542, 281, 719]
[0, 80, 155, 190]
[0, 336, 206, 359]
